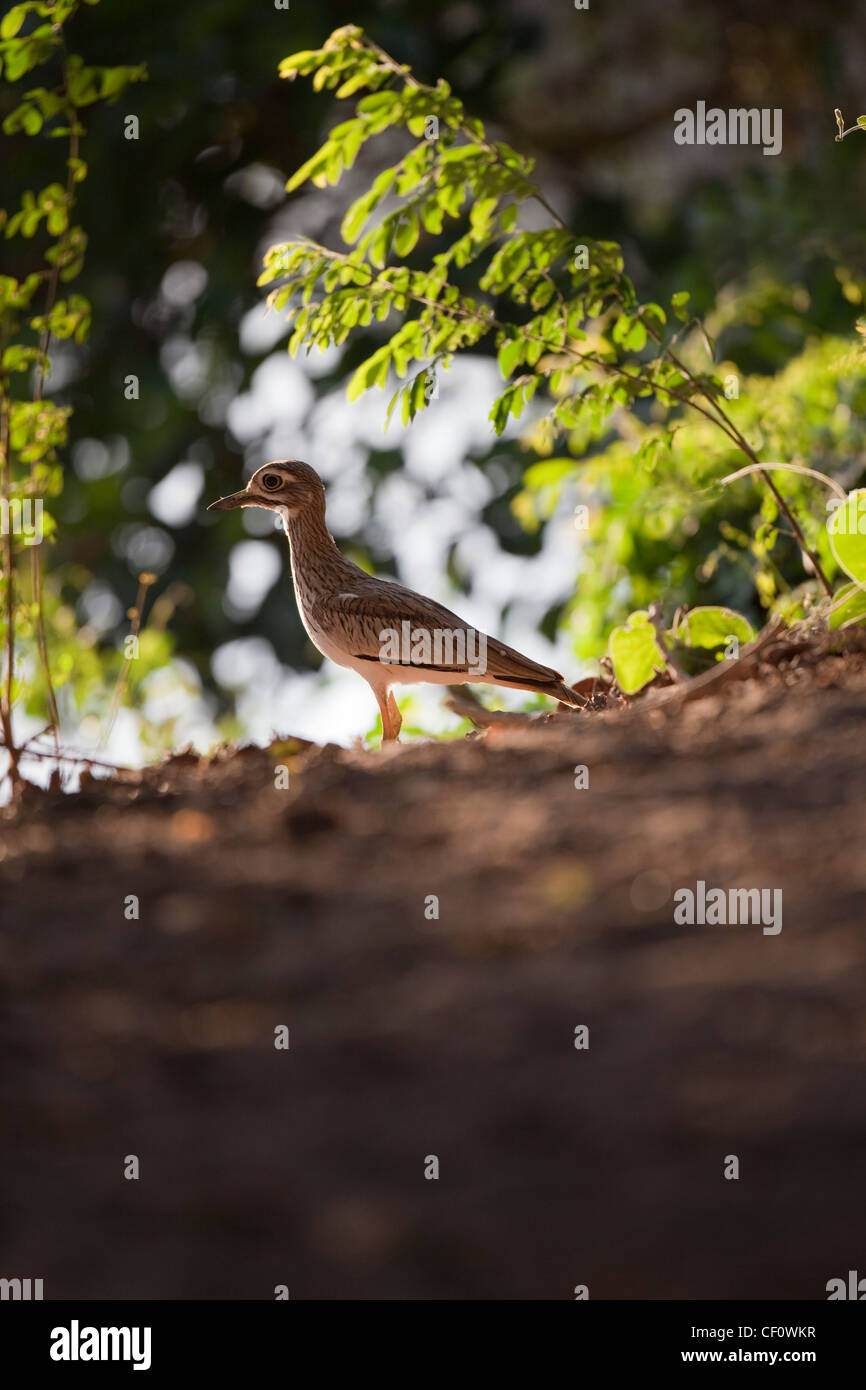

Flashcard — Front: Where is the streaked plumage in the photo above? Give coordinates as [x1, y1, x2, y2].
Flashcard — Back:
[208, 460, 585, 740]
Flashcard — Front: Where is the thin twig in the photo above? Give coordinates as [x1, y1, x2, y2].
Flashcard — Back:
[0, 386, 21, 788]
[648, 602, 687, 682]
[29, 57, 81, 755]
[0, 736, 126, 773]
[721, 460, 848, 501]
[99, 572, 155, 750]
[640, 619, 788, 708]
[443, 684, 572, 729]
[636, 315, 836, 598]
[444, 686, 528, 728]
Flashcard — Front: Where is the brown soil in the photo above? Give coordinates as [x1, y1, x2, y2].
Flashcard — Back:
[1, 630, 865, 1299]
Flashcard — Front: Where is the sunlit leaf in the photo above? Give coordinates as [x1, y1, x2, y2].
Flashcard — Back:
[828, 489, 866, 585]
[675, 607, 755, 650]
[608, 611, 665, 695]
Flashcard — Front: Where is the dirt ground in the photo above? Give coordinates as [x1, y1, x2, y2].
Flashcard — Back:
[1, 629, 865, 1300]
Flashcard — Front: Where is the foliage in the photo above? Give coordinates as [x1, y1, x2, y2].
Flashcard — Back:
[534, 334, 866, 659]
[834, 108, 866, 143]
[5, 10, 866, 772]
[267, 25, 866, 702]
[265, 26, 733, 449]
[0, 0, 146, 780]
[609, 605, 756, 695]
[828, 488, 866, 586]
[605, 461, 866, 692]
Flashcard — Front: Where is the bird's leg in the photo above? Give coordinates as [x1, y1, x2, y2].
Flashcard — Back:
[374, 687, 400, 743]
[387, 690, 402, 741]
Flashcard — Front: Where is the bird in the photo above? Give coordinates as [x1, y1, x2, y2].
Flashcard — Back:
[208, 460, 585, 741]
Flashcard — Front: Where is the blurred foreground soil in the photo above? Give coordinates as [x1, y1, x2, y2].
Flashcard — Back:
[1, 631, 865, 1299]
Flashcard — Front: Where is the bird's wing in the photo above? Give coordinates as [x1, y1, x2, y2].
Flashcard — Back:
[310, 580, 565, 683]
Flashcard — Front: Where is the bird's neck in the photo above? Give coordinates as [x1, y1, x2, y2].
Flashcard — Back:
[283, 499, 352, 600]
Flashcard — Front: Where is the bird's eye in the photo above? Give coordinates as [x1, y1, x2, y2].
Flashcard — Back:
[262, 474, 282, 491]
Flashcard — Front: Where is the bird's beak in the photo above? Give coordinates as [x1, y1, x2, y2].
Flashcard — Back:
[207, 490, 248, 512]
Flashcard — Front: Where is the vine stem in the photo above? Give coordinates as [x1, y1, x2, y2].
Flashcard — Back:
[99, 572, 155, 750]
[29, 59, 81, 755]
[0, 736, 126, 774]
[636, 315, 835, 597]
[648, 602, 687, 682]
[0, 390, 21, 789]
[721, 461, 848, 501]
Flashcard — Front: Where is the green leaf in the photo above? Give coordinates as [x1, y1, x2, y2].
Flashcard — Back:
[675, 606, 756, 650]
[641, 302, 666, 334]
[393, 210, 419, 258]
[341, 190, 377, 244]
[367, 219, 392, 269]
[402, 367, 430, 423]
[385, 383, 405, 428]
[612, 313, 635, 346]
[0, 5, 28, 39]
[279, 50, 326, 80]
[671, 289, 690, 321]
[3, 101, 43, 135]
[439, 182, 466, 219]
[522, 459, 574, 490]
[608, 612, 665, 695]
[829, 582, 866, 630]
[828, 489, 866, 585]
[67, 62, 100, 106]
[347, 343, 392, 401]
[858, 116, 866, 128]
[497, 338, 524, 378]
[286, 143, 335, 193]
[357, 91, 399, 114]
[100, 64, 148, 102]
[1, 344, 40, 372]
[469, 195, 497, 237]
[342, 168, 396, 242]
[420, 198, 443, 236]
[623, 319, 646, 351]
[336, 71, 372, 99]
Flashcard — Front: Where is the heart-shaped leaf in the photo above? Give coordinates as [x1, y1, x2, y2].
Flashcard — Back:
[828, 490, 866, 586]
[675, 606, 756, 650]
[609, 611, 665, 694]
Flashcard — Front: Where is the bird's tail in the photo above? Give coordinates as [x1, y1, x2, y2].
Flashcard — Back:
[538, 678, 587, 709]
[498, 675, 587, 709]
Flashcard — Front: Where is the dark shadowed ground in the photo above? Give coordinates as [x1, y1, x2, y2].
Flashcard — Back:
[1, 632, 865, 1300]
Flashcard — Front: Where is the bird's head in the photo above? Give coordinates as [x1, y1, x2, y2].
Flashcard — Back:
[207, 460, 324, 519]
